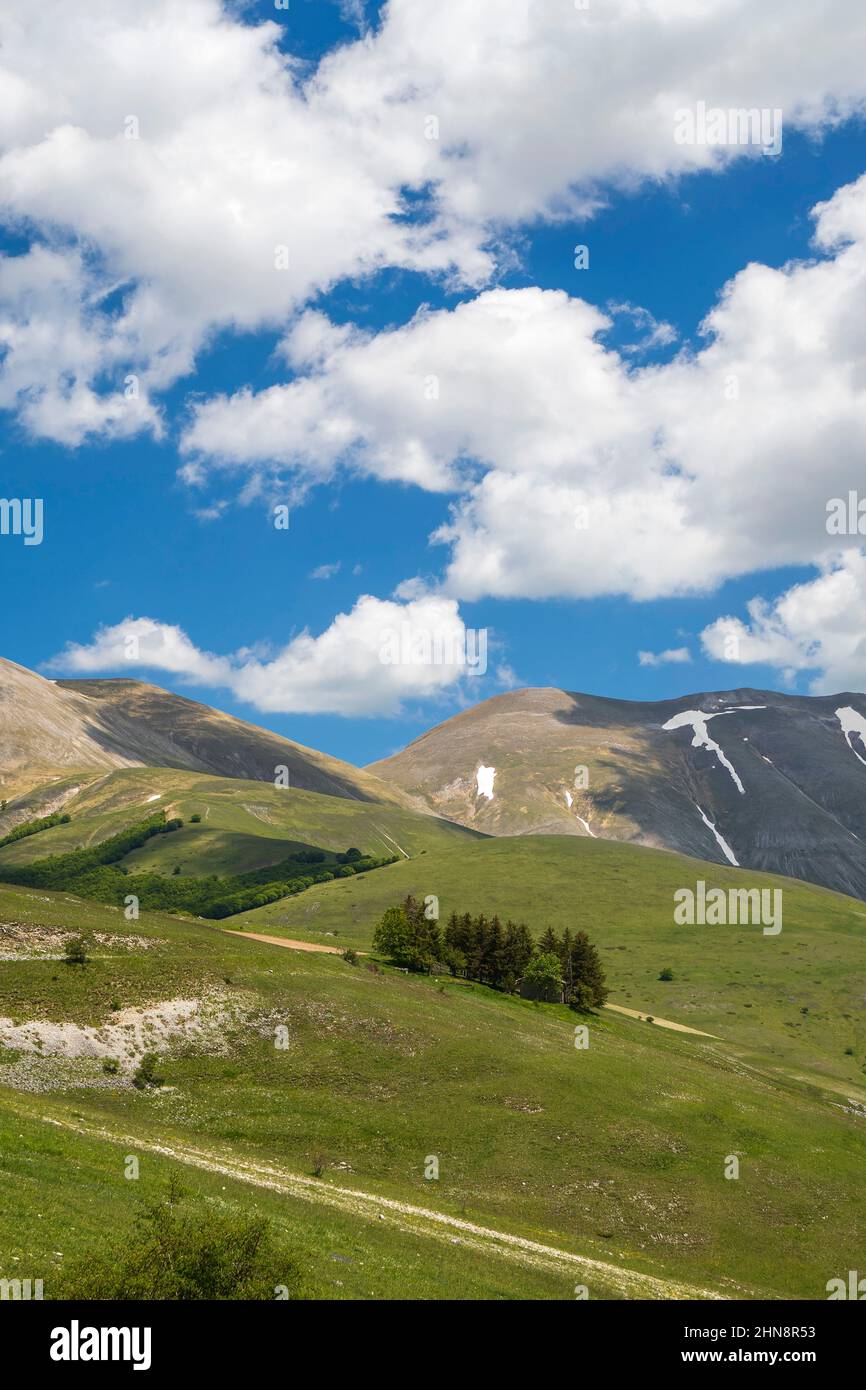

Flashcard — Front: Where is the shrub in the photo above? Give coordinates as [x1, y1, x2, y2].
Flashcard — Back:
[659, 966, 674, 981]
[342, 948, 359, 965]
[56, 1180, 307, 1300]
[190, 813, 202, 823]
[132, 1052, 164, 1090]
[63, 935, 89, 966]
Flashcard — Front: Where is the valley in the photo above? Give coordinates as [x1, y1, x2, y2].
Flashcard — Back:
[1, 658, 865, 1302]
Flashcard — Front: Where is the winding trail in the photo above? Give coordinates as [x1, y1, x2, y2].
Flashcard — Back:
[33, 1109, 725, 1300]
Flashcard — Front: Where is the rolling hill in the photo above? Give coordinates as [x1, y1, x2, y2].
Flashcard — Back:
[368, 685, 866, 900]
[2, 662, 866, 1300]
[0, 657, 415, 812]
[1, 878, 865, 1299]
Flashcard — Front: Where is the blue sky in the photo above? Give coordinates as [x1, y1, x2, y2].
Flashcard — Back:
[3, 1, 866, 765]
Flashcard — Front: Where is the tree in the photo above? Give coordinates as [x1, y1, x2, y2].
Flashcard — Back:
[537, 925, 560, 957]
[502, 920, 534, 991]
[567, 930, 608, 1010]
[373, 897, 441, 971]
[373, 904, 412, 964]
[521, 952, 564, 1003]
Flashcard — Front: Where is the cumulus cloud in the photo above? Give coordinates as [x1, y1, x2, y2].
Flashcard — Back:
[700, 551, 866, 692]
[183, 170, 866, 604]
[46, 596, 489, 716]
[4, 0, 866, 441]
[638, 647, 692, 667]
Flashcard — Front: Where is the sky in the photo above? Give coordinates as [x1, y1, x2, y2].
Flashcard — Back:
[3, 0, 866, 765]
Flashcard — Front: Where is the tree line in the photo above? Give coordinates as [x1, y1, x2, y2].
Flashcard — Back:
[0, 810, 72, 849]
[373, 896, 608, 1009]
[0, 812, 395, 920]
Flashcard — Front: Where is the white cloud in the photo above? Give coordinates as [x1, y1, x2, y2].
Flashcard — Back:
[52, 617, 232, 686]
[46, 595, 487, 717]
[4, 0, 866, 442]
[309, 562, 341, 580]
[638, 647, 692, 667]
[0, 246, 161, 445]
[700, 551, 866, 692]
[184, 171, 866, 605]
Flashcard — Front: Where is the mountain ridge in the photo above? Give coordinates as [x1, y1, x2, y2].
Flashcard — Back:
[368, 684, 866, 900]
[0, 657, 413, 816]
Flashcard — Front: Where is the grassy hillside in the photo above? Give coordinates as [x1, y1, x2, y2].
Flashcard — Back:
[237, 833, 866, 1094]
[1, 881, 865, 1299]
[0, 767, 479, 878]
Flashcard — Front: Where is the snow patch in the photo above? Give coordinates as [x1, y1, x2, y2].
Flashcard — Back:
[836, 707, 866, 768]
[145, 793, 162, 802]
[564, 790, 573, 808]
[693, 803, 739, 867]
[575, 814, 595, 838]
[662, 708, 757, 794]
[476, 765, 496, 800]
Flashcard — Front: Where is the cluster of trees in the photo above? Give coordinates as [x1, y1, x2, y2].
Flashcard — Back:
[372, 897, 608, 1010]
[0, 810, 71, 849]
[524, 926, 608, 1009]
[1, 812, 180, 889]
[2, 810, 395, 921]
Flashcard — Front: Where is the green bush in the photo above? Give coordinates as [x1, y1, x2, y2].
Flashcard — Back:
[63, 935, 89, 966]
[57, 1181, 307, 1300]
[132, 1052, 164, 1090]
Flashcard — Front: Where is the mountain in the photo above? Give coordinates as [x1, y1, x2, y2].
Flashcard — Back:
[368, 685, 866, 900]
[0, 657, 412, 814]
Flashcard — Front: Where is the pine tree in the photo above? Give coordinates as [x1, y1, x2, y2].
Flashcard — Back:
[568, 930, 608, 1009]
[537, 925, 559, 957]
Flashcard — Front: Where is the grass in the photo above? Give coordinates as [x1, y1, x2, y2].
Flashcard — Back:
[0, 1101, 572, 1300]
[238, 833, 866, 1092]
[0, 767, 480, 875]
[2, 879, 866, 1299]
[3, 770, 866, 1300]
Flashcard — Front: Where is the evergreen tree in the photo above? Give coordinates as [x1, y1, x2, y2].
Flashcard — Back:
[568, 930, 608, 1009]
[537, 925, 560, 957]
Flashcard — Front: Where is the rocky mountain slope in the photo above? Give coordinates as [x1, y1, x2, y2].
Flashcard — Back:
[368, 686, 866, 900]
[0, 657, 411, 813]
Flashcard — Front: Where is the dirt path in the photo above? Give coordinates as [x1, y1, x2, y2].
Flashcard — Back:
[225, 930, 346, 954]
[226, 937, 719, 1038]
[35, 1109, 725, 1300]
[605, 1003, 718, 1038]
